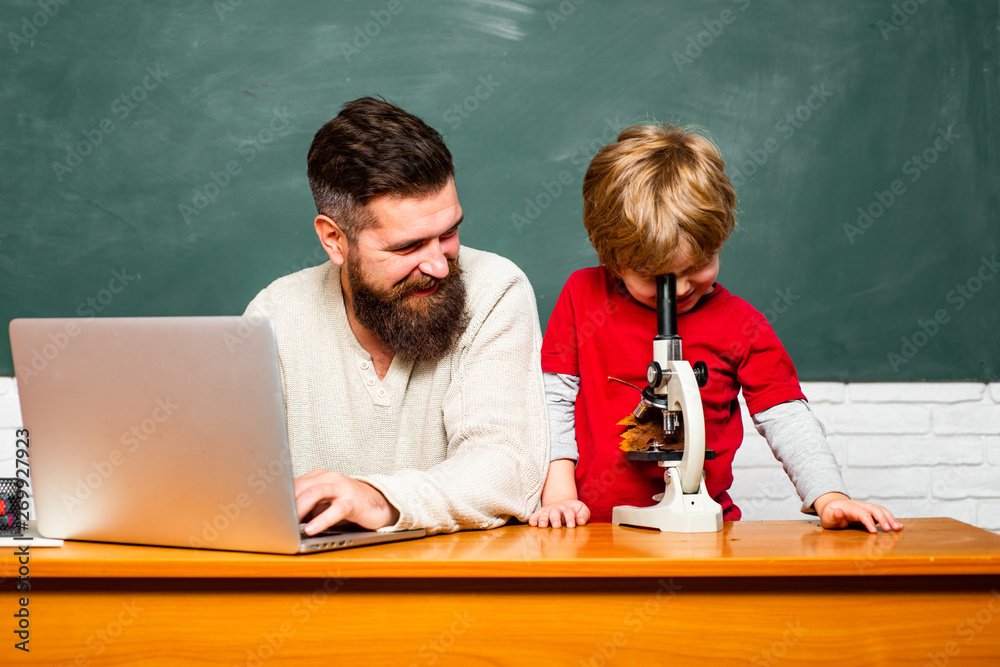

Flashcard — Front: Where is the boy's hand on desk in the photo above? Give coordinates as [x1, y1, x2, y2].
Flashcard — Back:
[294, 468, 400, 535]
[814, 492, 904, 533]
[528, 499, 591, 528]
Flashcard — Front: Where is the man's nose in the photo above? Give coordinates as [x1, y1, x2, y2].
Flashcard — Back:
[418, 241, 450, 279]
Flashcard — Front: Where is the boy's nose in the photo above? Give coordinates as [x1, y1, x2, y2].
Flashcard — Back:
[675, 275, 690, 297]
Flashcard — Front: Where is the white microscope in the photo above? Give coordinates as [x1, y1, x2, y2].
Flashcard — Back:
[611, 274, 723, 533]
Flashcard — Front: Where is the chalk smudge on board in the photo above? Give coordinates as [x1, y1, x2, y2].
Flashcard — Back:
[456, 0, 535, 42]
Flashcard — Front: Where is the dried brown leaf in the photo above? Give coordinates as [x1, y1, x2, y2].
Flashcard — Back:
[617, 412, 683, 452]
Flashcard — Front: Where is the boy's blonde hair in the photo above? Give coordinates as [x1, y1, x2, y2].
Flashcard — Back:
[582, 124, 736, 277]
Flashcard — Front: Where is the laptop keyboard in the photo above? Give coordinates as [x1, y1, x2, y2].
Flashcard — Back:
[299, 525, 346, 539]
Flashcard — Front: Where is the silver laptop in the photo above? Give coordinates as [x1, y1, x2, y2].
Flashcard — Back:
[9, 316, 426, 554]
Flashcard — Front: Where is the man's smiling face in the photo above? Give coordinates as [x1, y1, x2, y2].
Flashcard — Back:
[342, 179, 469, 361]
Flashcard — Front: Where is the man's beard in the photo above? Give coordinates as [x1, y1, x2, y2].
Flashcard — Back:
[345, 252, 470, 363]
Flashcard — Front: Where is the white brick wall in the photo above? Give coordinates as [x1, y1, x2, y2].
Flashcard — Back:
[0, 376, 20, 480]
[2, 377, 998, 532]
[734, 382, 1000, 532]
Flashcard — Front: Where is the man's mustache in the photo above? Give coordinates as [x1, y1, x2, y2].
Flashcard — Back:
[387, 261, 461, 300]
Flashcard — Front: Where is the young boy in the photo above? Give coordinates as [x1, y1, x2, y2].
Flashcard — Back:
[529, 124, 902, 533]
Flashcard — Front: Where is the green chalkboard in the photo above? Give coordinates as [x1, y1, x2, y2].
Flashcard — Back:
[1, 0, 997, 380]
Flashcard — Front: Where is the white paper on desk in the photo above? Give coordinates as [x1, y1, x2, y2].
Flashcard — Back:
[0, 521, 63, 547]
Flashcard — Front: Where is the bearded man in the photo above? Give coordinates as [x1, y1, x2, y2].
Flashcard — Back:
[244, 97, 549, 535]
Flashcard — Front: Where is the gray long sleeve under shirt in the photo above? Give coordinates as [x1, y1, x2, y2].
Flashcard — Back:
[544, 372, 849, 514]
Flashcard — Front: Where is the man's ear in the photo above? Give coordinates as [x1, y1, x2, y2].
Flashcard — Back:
[314, 214, 349, 266]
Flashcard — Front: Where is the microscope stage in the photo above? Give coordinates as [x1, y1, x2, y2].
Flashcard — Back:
[626, 448, 716, 462]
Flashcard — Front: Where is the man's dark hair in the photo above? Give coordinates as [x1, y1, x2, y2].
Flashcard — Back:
[307, 97, 454, 240]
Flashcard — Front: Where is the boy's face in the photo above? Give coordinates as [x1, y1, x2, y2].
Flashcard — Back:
[619, 248, 719, 314]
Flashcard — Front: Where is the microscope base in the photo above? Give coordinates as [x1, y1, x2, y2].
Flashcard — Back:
[612, 467, 723, 533]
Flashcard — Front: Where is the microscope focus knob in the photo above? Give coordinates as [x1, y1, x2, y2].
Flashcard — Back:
[693, 361, 709, 387]
[646, 361, 663, 387]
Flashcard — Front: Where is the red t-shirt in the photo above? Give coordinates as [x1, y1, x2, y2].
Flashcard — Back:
[541, 267, 806, 522]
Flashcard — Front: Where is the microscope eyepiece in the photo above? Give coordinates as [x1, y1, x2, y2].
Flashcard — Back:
[656, 274, 679, 341]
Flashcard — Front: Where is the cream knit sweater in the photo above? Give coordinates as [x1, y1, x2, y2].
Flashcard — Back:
[244, 246, 549, 534]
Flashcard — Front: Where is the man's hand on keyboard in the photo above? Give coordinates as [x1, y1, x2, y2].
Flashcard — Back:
[294, 468, 400, 534]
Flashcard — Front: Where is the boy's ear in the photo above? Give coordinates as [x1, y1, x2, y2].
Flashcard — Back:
[314, 214, 349, 266]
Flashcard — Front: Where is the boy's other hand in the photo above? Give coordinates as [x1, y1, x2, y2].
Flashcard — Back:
[814, 492, 904, 533]
[528, 499, 591, 528]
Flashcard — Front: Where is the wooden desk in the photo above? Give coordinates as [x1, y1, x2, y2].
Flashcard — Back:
[3, 518, 999, 665]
